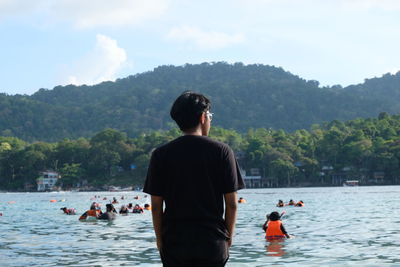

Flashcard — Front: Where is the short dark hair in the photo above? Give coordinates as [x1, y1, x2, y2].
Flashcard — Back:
[170, 91, 211, 131]
[268, 211, 281, 221]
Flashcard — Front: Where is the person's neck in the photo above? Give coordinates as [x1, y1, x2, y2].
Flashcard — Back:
[183, 127, 203, 136]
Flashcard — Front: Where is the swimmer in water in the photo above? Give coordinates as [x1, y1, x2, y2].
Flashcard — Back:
[98, 204, 116, 221]
[276, 200, 285, 207]
[132, 204, 144, 214]
[60, 207, 76, 215]
[295, 200, 304, 207]
[263, 211, 291, 240]
[79, 203, 101, 220]
[119, 205, 129, 215]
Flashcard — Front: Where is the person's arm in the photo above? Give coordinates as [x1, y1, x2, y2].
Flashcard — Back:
[280, 224, 291, 238]
[151, 195, 164, 251]
[224, 191, 238, 247]
[79, 211, 87, 220]
[262, 220, 269, 232]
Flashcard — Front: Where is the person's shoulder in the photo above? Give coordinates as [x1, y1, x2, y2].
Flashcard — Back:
[202, 137, 235, 157]
[152, 137, 182, 154]
[154, 135, 232, 154]
[200, 136, 230, 149]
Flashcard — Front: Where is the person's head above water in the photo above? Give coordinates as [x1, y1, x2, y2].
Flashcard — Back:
[106, 204, 114, 212]
[267, 211, 281, 221]
[170, 91, 212, 135]
[90, 202, 97, 210]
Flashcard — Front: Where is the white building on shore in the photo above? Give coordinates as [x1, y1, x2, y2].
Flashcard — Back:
[36, 170, 61, 191]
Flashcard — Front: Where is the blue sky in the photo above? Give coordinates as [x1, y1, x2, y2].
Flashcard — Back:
[1, 0, 400, 95]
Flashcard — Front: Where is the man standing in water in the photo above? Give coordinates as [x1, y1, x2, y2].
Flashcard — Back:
[144, 91, 244, 267]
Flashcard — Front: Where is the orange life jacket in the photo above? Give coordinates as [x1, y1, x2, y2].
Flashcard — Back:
[265, 220, 285, 240]
[80, 209, 100, 220]
[87, 210, 99, 217]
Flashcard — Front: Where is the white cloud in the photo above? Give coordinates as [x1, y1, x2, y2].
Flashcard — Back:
[167, 26, 245, 50]
[64, 34, 128, 86]
[341, 0, 400, 11]
[0, 0, 169, 28]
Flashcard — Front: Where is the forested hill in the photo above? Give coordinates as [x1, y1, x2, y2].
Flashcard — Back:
[1, 62, 400, 141]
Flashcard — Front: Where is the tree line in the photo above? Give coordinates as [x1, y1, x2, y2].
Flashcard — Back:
[1, 112, 400, 191]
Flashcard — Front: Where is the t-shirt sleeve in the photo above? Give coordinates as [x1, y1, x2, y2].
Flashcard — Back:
[143, 149, 164, 196]
[221, 146, 245, 193]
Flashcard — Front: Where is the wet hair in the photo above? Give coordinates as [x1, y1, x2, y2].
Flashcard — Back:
[170, 91, 211, 131]
[144, 204, 150, 208]
[90, 202, 96, 210]
[268, 211, 281, 221]
[106, 204, 114, 212]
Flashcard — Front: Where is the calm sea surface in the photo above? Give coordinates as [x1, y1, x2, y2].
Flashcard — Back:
[1, 186, 400, 266]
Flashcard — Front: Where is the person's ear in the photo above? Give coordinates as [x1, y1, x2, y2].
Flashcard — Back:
[200, 112, 206, 124]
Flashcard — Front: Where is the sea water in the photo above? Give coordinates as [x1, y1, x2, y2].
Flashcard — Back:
[1, 186, 400, 266]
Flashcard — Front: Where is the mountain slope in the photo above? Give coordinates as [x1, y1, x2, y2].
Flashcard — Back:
[1, 62, 400, 141]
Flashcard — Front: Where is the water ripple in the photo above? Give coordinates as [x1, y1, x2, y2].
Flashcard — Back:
[1, 186, 400, 266]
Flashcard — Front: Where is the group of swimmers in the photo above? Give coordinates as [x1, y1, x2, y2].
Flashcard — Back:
[60, 194, 298, 242]
[119, 203, 151, 214]
[263, 199, 307, 240]
[59, 194, 151, 221]
[276, 199, 304, 207]
[76, 201, 151, 221]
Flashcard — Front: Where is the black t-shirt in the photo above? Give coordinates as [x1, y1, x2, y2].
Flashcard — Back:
[143, 135, 244, 243]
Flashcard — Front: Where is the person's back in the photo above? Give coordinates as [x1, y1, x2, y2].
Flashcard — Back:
[144, 91, 244, 267]
[263, 211, 291, 240]
[152, 135, 238, 224]
[98, 204, 116, 220]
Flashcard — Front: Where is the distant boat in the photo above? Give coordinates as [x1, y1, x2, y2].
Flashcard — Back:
[343, 180, 359, 187]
